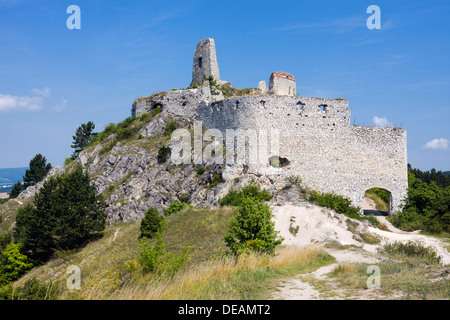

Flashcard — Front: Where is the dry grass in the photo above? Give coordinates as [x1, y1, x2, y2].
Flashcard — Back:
[10, 205, 332, 300]
[331, 263, 355, 276]
[364, 192, 388, 213]
[86, 245, 329, 300]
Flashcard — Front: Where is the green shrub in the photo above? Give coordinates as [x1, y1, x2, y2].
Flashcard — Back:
[138, 235, 165, 273]
[379, 240, 442, 264]
[308, 191, 361, 218]
[179, 193, 190, 203]
[219, 182, 272, 207]
[163, 201, 186, 216]
[117, 127, 133, 140]
[98, 123, 117, 141]
[118, 116, 135, 129]
[140, 208, 164, 239]
[151, 105, 162, 116]
[208, 173, 224, 188]
[157, 146, 171, 164]
[64, 157, 74, 167]
[13, 278, 58, 300]
[138, 234, 190, 277]
[392, 170, 450, 234]
[139, 112, 150, 122]
[0, 243, 34, 285]
[196, 167, 205, 176]
[224, 197, 283, 255]
[164, 120, 177, 137]
[0, 284, 13, 300]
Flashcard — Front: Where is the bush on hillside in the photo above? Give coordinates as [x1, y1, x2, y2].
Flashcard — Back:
[391, 170, 450, 233]
[138, 234, 190, 277]
[0, 242, 34, 285]
[218, 182, 272, 207]
[163, 201, 185, 216]
[224, 197, 283, 255]
[140, 207, 164, 239]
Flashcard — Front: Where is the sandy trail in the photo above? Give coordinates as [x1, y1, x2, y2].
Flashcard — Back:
[363, 197, 419, 234]
[270, 199, 450, 300]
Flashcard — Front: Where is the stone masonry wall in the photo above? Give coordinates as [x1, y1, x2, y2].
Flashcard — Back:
[191, 38, 220, 86]
[195, 95, 408, 213]
[132, 88, 408, 214]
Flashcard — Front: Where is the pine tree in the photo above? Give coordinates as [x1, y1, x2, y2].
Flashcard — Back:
[140, 207, 164, 239]
[23, 154, 52, 188]
[14, 177, 60, 263]
[14, 165, 106, 264]
[52, 165, 106, 250]
[71, 121, 97, 158]
[9, 181, 24, 199]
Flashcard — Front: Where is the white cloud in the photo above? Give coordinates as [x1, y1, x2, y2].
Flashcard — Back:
[54, 98, 68, 112]
[32, 87, 51, 97]
[423, 138, 449, 150]
[0, 94, 44, 112]
[373, 116, 393, 127]
[0, 88, 51, 112]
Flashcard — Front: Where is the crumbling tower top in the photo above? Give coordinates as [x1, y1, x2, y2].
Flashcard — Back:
[191, 38, 220, 86]
[269, 71, 296, 97]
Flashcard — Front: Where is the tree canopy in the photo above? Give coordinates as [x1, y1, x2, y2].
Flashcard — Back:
[71, 121, 97, 159]
[23, 154, 52, 188]
[14, 165, 106, 263]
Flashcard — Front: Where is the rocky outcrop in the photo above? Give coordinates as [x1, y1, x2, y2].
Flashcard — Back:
[16, 107, 298, 224]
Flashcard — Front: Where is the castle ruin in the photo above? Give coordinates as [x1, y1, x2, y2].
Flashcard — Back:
[132, 39, 408, 214]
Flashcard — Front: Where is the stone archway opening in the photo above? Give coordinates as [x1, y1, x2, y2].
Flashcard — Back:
[363, 187, 392, 216]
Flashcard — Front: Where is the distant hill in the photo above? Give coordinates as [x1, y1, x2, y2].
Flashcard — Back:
[444, 171, 450, 176]
[0, 167, 28, 194]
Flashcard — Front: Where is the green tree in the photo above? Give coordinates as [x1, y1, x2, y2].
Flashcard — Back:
[9, 182, 24, 199]
[140, 207, 164, 239]
[14, 178, 60, 263]
[71, 121, 97, 158]
[23, 154, 52, 188]
[0, 243, 34, 285]
[51, 165, 107, 251]
[14, 165, 106, 264]
[224, 197, 283, 255]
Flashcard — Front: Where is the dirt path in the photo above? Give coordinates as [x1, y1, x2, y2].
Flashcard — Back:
[271, 247, 382, 300]
[270, 199, 450, 300]
[363, 197, 419, 234]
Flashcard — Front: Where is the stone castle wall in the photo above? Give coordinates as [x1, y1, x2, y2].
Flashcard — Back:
[133, 89, 408, 214]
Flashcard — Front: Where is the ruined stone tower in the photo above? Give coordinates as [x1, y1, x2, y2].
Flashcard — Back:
[269, 71, 296, 96]
[191, 38, 220, 86]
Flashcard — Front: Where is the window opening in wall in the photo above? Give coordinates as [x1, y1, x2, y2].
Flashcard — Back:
[297, 102, 305, 110]
[320, 105, 327, 112]
[198, 57, 203, 69]
[267, 156, 291, 169]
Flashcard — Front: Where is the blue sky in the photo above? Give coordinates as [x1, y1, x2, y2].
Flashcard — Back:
[0, 0, 449, 171]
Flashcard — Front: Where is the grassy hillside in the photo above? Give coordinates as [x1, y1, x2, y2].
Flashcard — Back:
[9, 206, 333, 300]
